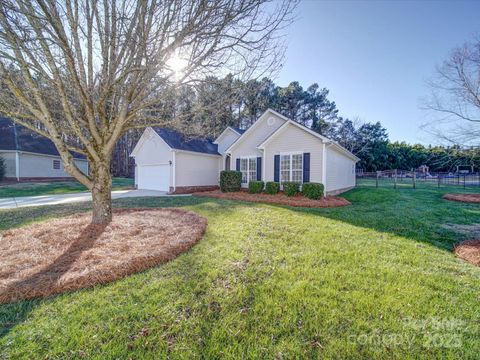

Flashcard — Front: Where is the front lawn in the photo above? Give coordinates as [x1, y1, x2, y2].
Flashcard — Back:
[0, 177, 133, 198]
[1, 185, 479, 358]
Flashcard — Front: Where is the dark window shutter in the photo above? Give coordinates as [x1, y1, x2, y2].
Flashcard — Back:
[236, 158, 240, 171]
[303, 153, 310, 183]
[256, 157, 262, 181]
[274, 155, 280, 182]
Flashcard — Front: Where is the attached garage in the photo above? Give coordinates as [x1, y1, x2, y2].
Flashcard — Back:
[137, 164, 170, 191]
[131, 127, 221, 193]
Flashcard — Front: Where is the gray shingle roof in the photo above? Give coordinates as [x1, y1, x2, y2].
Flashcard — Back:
[152, 127, 220, 155]
[0, 117, 86, 159]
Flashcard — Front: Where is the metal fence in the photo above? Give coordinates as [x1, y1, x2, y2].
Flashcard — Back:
[357, 170, 480, 189]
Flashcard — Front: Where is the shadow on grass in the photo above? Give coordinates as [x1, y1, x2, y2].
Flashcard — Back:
[0, 222, 107, 337]
[290, 185, 480, 251]
[0, 196, 236, 339]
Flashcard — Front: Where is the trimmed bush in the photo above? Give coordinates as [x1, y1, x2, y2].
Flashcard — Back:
[302, 182, 324, 200]
[248, 180, 264, 194]
[283, 182, 300, 197]
[265, 181, 280, 195]
[0, 156, 5, 181]
[220, 171, 242, 192]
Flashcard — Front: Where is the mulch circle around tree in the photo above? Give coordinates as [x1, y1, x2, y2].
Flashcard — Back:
[454, 240, 480, 266]
[443, 193, 480, 203]
[0, 208, 207, 304]
[194, 190, 351, 208]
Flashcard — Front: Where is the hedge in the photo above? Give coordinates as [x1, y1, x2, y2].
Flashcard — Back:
[220, 171, 242, 192]
[248, 180, 264, 194]
[265, 181, 280, 195]
[283, 182, 300, 197]
[302, 182, 324, 200]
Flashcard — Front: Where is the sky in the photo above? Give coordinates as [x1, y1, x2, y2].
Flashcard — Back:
[276, 0, 480, 144]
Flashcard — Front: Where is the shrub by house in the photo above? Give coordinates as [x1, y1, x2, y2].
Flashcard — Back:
[248, 181, 264, 194]
[302, 183, 324, 200]
[265, 181, 280, 195]
[220, 171, 242, 192]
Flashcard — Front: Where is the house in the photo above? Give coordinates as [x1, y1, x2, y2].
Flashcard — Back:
[131, 109, 359, 194]
[0, 117, 89, 181]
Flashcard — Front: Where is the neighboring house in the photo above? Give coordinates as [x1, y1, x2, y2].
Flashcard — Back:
[0, 117, 89, 181]
[131, 109, 359, 194]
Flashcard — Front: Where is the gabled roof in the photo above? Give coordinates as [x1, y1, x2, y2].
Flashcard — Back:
[0, 117, 86, 159]
[152, 127, 220, 155]
[224, 109, 288, 153]
[213, 126, 246, 144]
[257, 119, 360, 162]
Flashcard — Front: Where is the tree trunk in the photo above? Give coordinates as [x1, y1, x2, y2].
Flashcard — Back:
[91, 165, 113, 224]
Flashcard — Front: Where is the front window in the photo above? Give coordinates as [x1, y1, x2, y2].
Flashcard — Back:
[280, 153, 303, 183]
[240, 157, 257, 184]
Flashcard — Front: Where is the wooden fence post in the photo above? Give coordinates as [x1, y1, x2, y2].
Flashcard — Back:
[438, 174, 440, 188]
[376, 172, 379, 188]
[413, 172, 416, 189]
[394, 169, 397, 189]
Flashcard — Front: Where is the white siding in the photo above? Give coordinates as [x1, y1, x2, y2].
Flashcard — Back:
[18, 153, 88, 178]
[263, 123, 324, 183]
[175, 151, 221, 187]
[325, 146, 356, 193]
[229, 112, 286, 163]
[133, 130, 173, 187]
[216, 128, 240, 155]
[0, 152, 16, 177]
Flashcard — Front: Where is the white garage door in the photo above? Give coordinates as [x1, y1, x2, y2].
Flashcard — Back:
[137, 164, 170, 191]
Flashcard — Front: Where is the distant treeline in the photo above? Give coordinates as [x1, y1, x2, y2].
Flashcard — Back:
[111, 76, 479, 176]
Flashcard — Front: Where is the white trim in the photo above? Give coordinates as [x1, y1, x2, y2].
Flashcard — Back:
[278, 152, 303, 183]
[172, 149, 221, 158]
[257, 119, 360, 162]
[213, 127, 241, 144]
[15, 151, 19, 181]
[0, 149, 86, 161]
[238, 155, 258, 185]
[322, 143, 328, 190]
[224, 109, 287, 153]
[262, 148, 266, 182]
[130, 127, 173, 157]
[137, 162, 171, 166]
[257, 120, 330, 149]
[172, 151, 176, 192]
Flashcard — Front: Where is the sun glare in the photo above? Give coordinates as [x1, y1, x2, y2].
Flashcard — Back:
[167, 55, 188, 76]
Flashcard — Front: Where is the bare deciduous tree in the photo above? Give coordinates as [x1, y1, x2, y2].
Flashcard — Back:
[423, 38, 480, 145]
[0, 0, 296, 224]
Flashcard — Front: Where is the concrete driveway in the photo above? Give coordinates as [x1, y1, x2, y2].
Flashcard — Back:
[0, 189, 190, 209]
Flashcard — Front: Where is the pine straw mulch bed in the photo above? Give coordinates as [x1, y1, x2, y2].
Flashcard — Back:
[0, 208, 207, 304]
[455, 240, 480, 266]
[443, 193, 480, 203]
[194, 190, 350, 208]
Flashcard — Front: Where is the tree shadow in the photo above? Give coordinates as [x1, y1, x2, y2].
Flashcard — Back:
[282, 186, 480, 251]
[0, 222, 106, 337]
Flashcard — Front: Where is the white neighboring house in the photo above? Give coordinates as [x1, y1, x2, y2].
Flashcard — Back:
[131, 109, 359, 194]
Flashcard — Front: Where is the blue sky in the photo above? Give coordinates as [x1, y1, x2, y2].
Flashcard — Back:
[276, 0, 480, 144]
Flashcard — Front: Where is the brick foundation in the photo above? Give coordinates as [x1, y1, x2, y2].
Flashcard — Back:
[170, 185, 219, 194]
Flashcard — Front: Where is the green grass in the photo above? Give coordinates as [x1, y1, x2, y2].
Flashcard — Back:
[0, 178, 133, 198]
[1, 185, 480, 359]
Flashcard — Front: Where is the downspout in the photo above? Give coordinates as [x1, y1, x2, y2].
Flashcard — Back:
[172, 151, 176, 193]
[12, 122, 20, 181]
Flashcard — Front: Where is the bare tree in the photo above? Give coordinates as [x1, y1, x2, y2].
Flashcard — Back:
[423, 38, 480, 145]
[0, 0, 296, 224]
